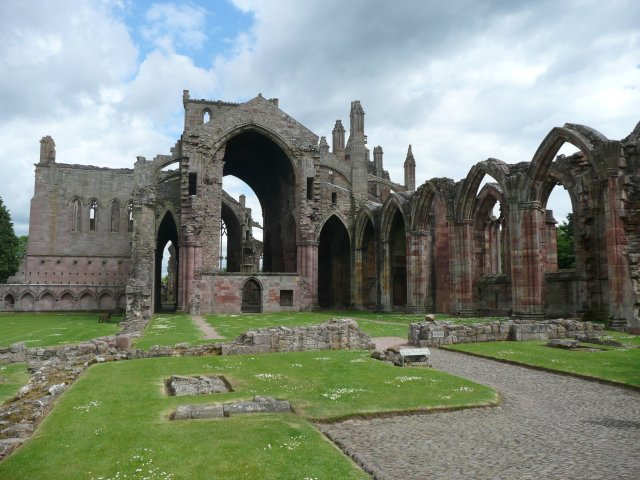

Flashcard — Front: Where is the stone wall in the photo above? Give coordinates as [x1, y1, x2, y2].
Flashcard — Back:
[409, 318, 604, 347]
[220, 318, 374, 355]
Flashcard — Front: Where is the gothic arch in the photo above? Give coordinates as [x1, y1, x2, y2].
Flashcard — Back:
[455, 159, 510, 222]
[211, 123, 300, 179]
[354, 207, 377, 250]
[380, 193, 409, 242]
[528, 124, 608, 202]
[241, 277, 263, 313]
[315, 210, 351, 244]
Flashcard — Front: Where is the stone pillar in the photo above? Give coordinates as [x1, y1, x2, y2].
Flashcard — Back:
[380, 241, 392, 311]
[544, 210, 558, 272]
[510, 201, 545, 319]
[406, 230, 431, 312]
[449, 220, 474, 315]
[298, 242, 318, 307]
[353, 247, 364, 309]
[603, 141, 635, 328]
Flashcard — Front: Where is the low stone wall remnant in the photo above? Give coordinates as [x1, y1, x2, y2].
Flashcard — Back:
[220, 318, 375, 355]
[409, 318, 604, 347]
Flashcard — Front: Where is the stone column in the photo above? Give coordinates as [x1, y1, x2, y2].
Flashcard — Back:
[297, 241, 318, 307]
[406, 230, 431, 312]
[353, 247, 364, 309]
[451, 220, 474, 315]
[510, 201, 545, 319]
[380, 240, 392, 311]
[603, 141, 635, 327]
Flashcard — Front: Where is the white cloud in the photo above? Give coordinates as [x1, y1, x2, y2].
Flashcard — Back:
[142, 2, 208, 51]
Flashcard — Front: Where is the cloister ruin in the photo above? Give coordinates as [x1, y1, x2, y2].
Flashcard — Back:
[1, 92, 638, 331]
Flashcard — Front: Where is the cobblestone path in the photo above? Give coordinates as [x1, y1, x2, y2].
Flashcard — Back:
[318, 348, 640, 479]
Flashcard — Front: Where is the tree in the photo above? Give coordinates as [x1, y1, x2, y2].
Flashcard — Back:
[556, 213, 575, 269]
[17, 235, 28, 261]
[0, 196, 20, 283]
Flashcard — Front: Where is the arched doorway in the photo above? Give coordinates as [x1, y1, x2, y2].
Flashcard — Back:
[389, 210, 407, 308]
[155, 212, 179, 312]
[318, 215, 351, 308]
[358, 216, 377, 309]
[222, 130, 296, 273]
[241, 278, 262, 312]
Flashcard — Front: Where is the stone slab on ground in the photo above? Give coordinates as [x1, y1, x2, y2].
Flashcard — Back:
[318, 348, 640, 480]
[171, 396, 291, 421]
[166, 375, 230, 396]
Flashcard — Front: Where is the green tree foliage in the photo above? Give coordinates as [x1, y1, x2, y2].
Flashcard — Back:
[556, 213, 575, 269]
[0, 196, 20, 283]
[17, 235, 28, 261]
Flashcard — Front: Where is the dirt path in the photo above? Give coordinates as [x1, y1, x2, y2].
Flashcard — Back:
[372, 336, 407, 350]
[191, 315, 224, 340]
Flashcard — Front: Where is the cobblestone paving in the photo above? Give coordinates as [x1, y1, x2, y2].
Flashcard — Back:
[318, 348, 640, 480]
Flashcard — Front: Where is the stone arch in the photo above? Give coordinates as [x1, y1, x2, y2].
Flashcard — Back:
[220, 200, 243, 272]
[354, 208, 378, 309]
[19, 291, 35, 311]
[241, 277, 262, 313]
[78, 290, 97, 310]
[88, 198, 99, 232]
[215, 124, 299, 273]
[71, 197, 82, 232]
[354, 207, 377, 250]
[318, 214, 351, 308]
[315, 210, 351, 244]
[202, 107, 212, 124]
[212, 123, 299, 178]
[528, 124, 607, 202]
[58, 290, 75, 310]
[155, 211, 179, 312]
[380, 196, 409, 310]
[99, 292, 116, 310]
[455, 159, 510, 222]
[380, 194, 409, 243]
[4, 293, 15, 310]
[38, 290, 56, 310]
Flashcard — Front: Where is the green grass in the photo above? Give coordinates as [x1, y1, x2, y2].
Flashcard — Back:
[445, 332, 640, 387]
[0, 313, 120, 348]
[0, 350, 497, 479]
[134, 313, 208, 350]
[0, 363, 29, 404]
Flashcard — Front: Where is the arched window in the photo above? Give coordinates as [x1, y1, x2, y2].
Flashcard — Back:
[89, 199, 98, 232]
[71, 198, 81, 232]
[127, 200, 134, 232]
[110, 199, 120, 233]
[203, 108, 211, 123]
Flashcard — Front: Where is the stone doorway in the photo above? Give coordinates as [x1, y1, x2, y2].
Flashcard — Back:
[241, 278, 262, 313]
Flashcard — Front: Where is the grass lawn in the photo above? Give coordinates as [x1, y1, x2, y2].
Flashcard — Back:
[0, 313, 120, 348]
[445, 332, 640, 387]
[134, 313, 209, 350]
[0, 363, 29, 404]
[0, 350, 497, 479]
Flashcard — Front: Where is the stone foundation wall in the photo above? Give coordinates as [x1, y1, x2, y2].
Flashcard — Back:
[409, 318, 604, 347]
[198, 273, 312, 313]
[221, 318, 374, 355]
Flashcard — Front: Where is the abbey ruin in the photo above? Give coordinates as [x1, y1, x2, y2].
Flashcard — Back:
[1, 92, 638, 331]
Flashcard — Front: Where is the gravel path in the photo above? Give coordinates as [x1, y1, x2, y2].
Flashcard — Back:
[191, 315, 224, 340]
[318, 348, 640, 479]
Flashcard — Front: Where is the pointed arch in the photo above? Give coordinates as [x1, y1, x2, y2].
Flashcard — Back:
[78, 289, 97, 310]
[241, 277, 262, 313]
[354, 207, 378, 309]
[455, 159, 510, 222]
[318, 214, 351, 308]
[4, 293, 15, 310]
[315, 210, 351, 244]
[528, 124, 607, 202]
[58, 290, 76, 310]
[98, 291, 116, 310]
[354, 207, 377, 250]
[88, 198, 98, 232]
[380, 193, 409, 243]
[19, 291, 35, 311]
[71, 197, 82, 232]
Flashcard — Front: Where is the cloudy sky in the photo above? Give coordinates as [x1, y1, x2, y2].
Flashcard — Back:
[1, 0, 639, 238]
